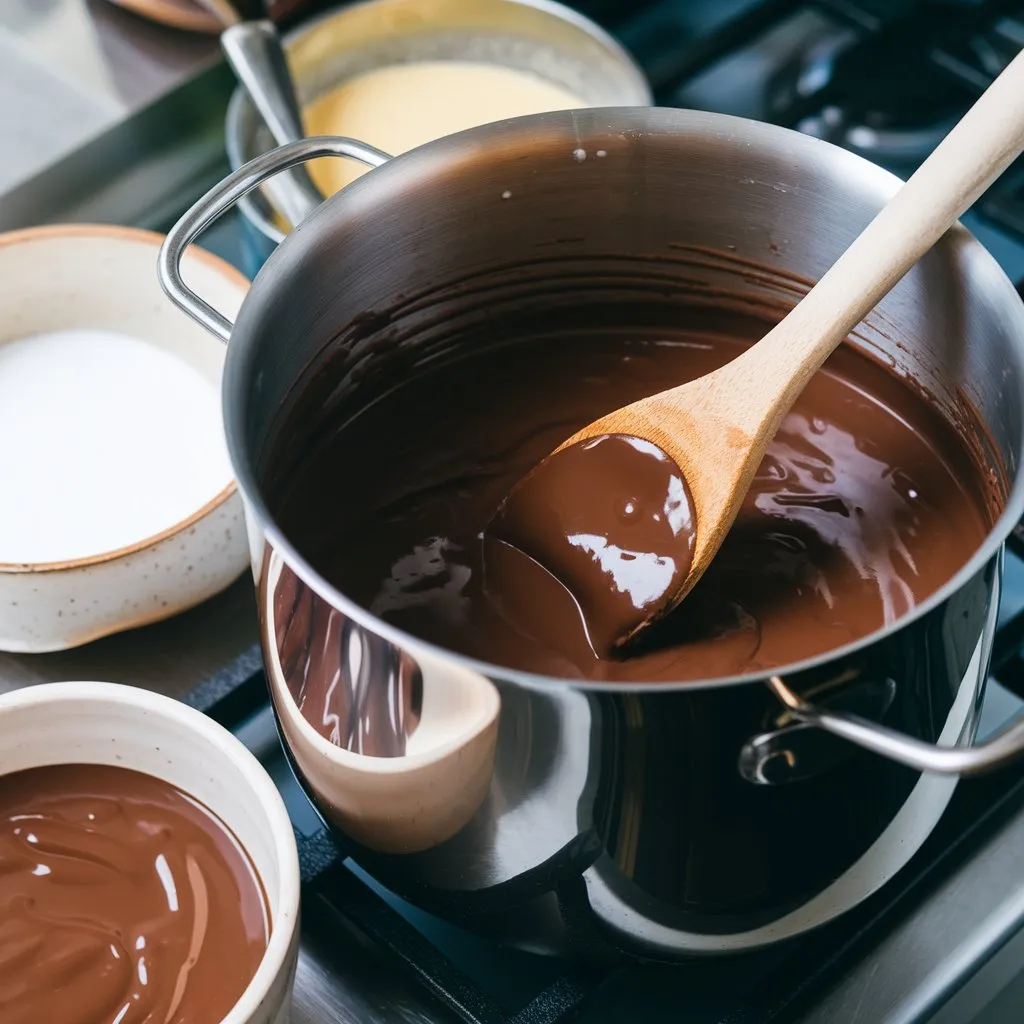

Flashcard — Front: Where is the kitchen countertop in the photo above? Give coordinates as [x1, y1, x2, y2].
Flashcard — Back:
[0, 0, 218, 196]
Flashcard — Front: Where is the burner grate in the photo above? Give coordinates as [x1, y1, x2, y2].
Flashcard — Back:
[659, 0, 1023, 189]
[309, 867, 596, 1024]
[981, 158, 1024, 240]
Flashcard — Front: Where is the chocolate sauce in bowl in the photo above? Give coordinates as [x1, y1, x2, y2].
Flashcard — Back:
[0, 764, 269, 1024]
[270, 310, 995, 686]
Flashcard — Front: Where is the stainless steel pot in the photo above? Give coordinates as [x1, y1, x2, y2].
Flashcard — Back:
[160, 108, 1024, 959]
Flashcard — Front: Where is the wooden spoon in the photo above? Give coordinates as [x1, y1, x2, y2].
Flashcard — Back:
[491, 48, 1024, 654]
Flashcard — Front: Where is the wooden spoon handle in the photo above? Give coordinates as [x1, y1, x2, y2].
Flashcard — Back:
[734, 46, 1024, 430]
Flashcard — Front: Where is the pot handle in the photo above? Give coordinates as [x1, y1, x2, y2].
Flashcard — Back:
[158, 136, 391, 342]
[750, 673, 1023, 777]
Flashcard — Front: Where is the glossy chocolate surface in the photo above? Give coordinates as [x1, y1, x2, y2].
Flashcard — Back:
[272, 319, 993, 684]
[488, 433, 696, 655]
[0, 764, 268, 1024]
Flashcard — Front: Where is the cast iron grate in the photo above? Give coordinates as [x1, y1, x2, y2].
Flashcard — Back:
[618, 0, 1024, 236]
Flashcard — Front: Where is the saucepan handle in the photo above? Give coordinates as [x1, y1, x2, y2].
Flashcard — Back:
[739, 561, 1014, 783]
[157, 136, 390, 342]
[742, 670, 1024, 782]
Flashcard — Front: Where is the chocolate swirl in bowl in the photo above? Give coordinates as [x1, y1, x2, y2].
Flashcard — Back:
[0, 764, 269, 1024]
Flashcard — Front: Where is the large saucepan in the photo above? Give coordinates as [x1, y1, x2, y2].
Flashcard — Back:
[160, 108, 1024, 960]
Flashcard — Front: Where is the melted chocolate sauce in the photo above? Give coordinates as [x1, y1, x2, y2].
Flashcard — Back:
[488, 434, 695, 655]
[271, 320, 994, 684]
[0, 764, 269, 1024]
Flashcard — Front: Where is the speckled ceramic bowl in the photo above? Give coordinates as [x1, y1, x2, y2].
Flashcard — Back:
[0, 225, 251, 653]
[0, 681, 301, 1023]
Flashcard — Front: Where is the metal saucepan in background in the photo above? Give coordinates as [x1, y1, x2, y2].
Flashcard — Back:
[160, 108, 1024, 960]
[224, 0, 652, 263]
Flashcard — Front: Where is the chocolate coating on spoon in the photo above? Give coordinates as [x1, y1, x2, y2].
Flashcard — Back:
[0, 764, 269, 1024]
[488, 434, 695, 654]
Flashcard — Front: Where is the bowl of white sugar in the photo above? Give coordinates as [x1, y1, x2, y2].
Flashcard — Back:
[0, 225, 250, 652]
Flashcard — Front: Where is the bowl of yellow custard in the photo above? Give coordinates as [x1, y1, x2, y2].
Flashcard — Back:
[225, 0, 651, 257]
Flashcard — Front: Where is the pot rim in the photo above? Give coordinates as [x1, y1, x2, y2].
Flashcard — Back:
[226, 107, 1024, 695]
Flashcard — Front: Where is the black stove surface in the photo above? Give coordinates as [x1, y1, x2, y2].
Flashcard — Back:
[73, 1, 1024, 1022]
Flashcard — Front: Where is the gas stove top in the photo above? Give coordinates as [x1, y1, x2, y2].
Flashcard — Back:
[4, 1, 1024, 1022]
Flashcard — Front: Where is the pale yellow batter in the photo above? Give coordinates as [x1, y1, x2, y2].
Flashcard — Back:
[302, 60, 585, 196]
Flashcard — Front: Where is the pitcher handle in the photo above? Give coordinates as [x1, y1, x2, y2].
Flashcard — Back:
[157, 136, 390, 342]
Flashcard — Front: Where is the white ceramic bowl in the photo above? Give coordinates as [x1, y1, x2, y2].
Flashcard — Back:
[0, 225, 251, 653]
[0, 681, 301, 1024]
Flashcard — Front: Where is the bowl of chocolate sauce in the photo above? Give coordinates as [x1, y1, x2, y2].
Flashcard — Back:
[0, 682, 300, 1022]
[161, 107, 1024, 959]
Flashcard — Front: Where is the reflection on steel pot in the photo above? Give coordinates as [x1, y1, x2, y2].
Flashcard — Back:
[160, 109, 1024, 959]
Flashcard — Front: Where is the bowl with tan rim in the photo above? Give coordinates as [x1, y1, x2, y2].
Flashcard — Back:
[0, 680, 301, 1022]
[0, 225, 251, 653]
